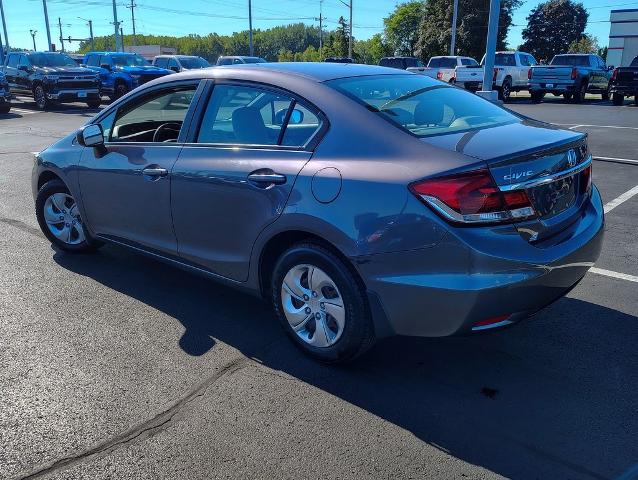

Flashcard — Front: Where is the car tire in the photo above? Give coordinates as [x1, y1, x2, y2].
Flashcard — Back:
[530, 91, 544, 103]
[612, 93, 624, 106]
[271, 243, 375, 363]
[499, 78, 512, 102]
[563, 92, 572, 101]
[86, 99, 101, 109]
[634, 95, 638, 106]
[113, 83, 128, 100]
[35, 179, 102, 253]
[0, 105, 10, 114]
[572, 82, 587, 103]
[33, 85, 49, 110]
[602, 83, 611, 101]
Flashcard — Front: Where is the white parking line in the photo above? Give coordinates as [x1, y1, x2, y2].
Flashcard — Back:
[556, 123, 638, 131]
[603, 184, 638, 213]
[594, 156, 638, 165]
[590, 268, 638, 283]
[9, 107, 37, 115]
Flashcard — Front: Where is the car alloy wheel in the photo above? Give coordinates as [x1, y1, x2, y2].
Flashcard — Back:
[115, 84, 128, 99]
[34, 85, 47, 110]
[42, 192, 86, 245]
[281, 264, 345, 347]
[501, 80, 511, 102]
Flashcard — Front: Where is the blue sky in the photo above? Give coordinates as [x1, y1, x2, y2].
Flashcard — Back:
[1, 0, 630, 53]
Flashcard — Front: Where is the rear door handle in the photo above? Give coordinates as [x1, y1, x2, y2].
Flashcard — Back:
[247, 171, 287, 186]
[142, 167, 168, 178]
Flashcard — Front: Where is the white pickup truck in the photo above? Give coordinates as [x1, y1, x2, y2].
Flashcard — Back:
[407, 56, 479, 83]
[454, 51, 538, 101]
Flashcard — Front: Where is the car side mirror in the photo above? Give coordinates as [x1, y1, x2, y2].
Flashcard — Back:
[77, 124, 104, 147]
[289, 109, 304, 125]
[100, 63, 111, 71]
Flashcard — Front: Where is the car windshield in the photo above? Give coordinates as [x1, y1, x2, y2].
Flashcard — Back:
[243, 57, 266, 64]
[28, 53, 76, 67]
[179, 57, 210, 69]
[112, 55, 148, 67]
[327, 74, 518, 137]
[550, 55, 589, 66]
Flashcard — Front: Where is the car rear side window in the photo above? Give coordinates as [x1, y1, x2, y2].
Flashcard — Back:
[86, 55, 99, 67]
[428, 58, 441, 68]
[440, 58, 457, 69]
[7, 54, 19, 68]
[327, 74, 518, 138]
[550, 55, 589, 66]
[494, 53, 516, 66]
[461, 58, 478, 66]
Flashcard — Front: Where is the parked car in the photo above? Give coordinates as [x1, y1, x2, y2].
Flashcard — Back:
[68, 54, 85, 66]
[0, 70, 11, 113]
[216, 56, 266, 66]
[1, 51, 100, 110]
[83, 52, 172, 101]
[609, 55, 638, 105]
[409, 56, 478, 83]
[324, 57, 354, 63]
[528, 54, 612, 103]
[32, 63, 604, 363]
[153, 55, 211, 72]
[379, 56, 424, 70]
[455, 51, 538, 101]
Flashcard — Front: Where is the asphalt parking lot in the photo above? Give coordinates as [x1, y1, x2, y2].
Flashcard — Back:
[1, 94, 637, 480]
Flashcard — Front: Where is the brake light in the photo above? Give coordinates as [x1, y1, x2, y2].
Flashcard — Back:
[611, 68, 618, 82]
[493, 67, 498, 82]
[571, 67, 577, 80]
[580, 164, 592, 194]
[409, 168, 536, 224]
[436, 71, 443, 80]
[528, 68, 532, 80]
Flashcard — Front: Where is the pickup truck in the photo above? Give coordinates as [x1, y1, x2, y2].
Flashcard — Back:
[407, 56, 478, 83]
[378, 56, 424, 70]
[0, 70, 11, 113]
[609, 55, 638, 105]
[83, 52, 172, 101]
[528, 54, 612, 103]
[2, 51, 100, 110]
[455, 51, 537, 101]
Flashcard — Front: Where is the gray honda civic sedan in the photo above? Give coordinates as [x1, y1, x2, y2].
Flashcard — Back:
[32, 63, 604, 363]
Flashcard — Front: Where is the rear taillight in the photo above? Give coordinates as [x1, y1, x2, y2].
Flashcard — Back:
[611, 68, 618, 82]
[409, 168, 536, 224]
[528, 68, 532, 80]
[580, 164, 592, 194]
[436, 71, 443, 80]
[571, 67, 577, 80]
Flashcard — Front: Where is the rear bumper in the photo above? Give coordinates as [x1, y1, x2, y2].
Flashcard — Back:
[357, 186, 605, 338]
[609, 84, 638, 96]
[529, 82, 576, 94]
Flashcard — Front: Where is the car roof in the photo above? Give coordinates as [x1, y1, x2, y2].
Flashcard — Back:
[220, 62, 406, 81]
[85, 52, 136, 56]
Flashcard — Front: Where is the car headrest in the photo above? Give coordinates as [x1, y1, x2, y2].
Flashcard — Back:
[232, 106, 269, 144]
[413, 101, 445, 126]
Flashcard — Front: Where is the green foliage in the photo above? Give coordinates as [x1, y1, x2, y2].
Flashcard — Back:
[520, 0, 588, 62]
[568, 34, 599, 54]
[354, 33, 393, 65]
[384, 1, 424, 56]
[598, 45, 608, 62]
[416, 0, 521, 61]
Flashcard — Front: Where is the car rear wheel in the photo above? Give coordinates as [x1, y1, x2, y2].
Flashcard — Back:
[530, 91, 544, 103]
[33, 85, 50, 110]
[612, 93, 624, 106]
[562, 92, 572, 101]
[634, 95, 638, 106]
[499, 78, 512, 102]
[602, 83, 611, 101]
[0, 105, 10, 114]
[271, 243, 375, 363]
[86, 99, 101, 109]
[35, 179, 101, 253]
[572, 82, 587, 103]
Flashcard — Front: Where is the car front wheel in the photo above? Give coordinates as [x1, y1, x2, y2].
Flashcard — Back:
[86, 99, 101, 109]
[271, 243, 375, 363]
[530, 91, 544, 103]
[35, 179, 101, 253]
[33, 85, 50, 110]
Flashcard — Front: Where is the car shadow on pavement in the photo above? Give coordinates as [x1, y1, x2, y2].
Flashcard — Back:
[53, 244, 638, 480]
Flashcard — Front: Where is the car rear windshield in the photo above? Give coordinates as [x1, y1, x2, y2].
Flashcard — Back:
[28, 53, 76, 67]
[179, 57, 210, 69]
[112, 55, 148, 67]
[550, 55, 589, 66]
[326, 74, 518, 137]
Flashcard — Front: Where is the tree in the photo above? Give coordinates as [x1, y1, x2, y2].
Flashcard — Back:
[568, 34, 599, 54]
[520, 0, 588, 62]
[354, 33, 393, 64]
[416, 0, 521, 62]
[384, 1, 424, 56]
[598, 46, 608, 62]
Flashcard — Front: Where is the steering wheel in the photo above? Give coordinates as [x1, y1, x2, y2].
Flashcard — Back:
[152, 122, 182, 143]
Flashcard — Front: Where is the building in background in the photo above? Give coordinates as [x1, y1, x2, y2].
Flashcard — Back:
[608, 9, 638, 67]
[123, 45, 177, 61]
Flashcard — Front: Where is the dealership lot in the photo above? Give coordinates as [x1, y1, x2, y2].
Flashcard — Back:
[1, 95, 637, 480]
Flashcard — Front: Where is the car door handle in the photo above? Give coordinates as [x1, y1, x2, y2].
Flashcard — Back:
[142, 167, 168, 177]
[247, 171, 287, 186]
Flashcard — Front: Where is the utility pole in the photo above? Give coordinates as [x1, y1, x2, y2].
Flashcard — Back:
[78, 18, 94, 51]
[42, 0, 52, 51]
[0, 0, 8, 64]
[338, 0, 352, 58]
[477, 0, 501, 101]
[58, 17, 65, 52]
[319, 0, 323, 59]
[30, 29, 37, 51]
[120, 27, 124, 49]
[112, 0, 122, 52]
[450, 0, 458, 55]
[126, 0, 137, 46]
[248, 0, 254, 56]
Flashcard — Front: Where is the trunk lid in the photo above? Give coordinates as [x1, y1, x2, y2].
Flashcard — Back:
[421, 120, 591, 244]
[531, 66, 573, 81]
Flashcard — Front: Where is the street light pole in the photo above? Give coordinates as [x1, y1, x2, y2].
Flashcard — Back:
[450, 0, 458, 55]
[112, 0, 122, 52]
[0, 0, 8, 64]
[477, 0, 501, 101]
[42, 0, 52, 51]
[30, 29, 37, 51]
[248, 0, 254, 56]
[78, 17, 94, 50]
[348, 0, 352, 58]
[58, 17, 65, 52]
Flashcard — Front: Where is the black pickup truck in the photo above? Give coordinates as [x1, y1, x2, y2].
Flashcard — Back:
[610, 56, 638, 106]
[2, 51, 101, 110]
